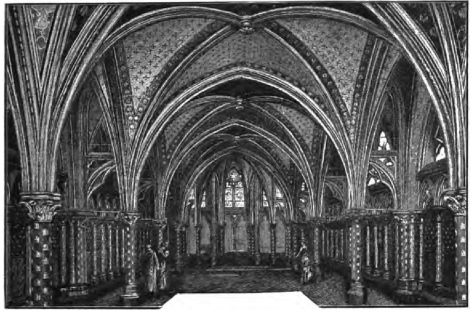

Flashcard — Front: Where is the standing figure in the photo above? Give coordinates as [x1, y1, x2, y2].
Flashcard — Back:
[158, 243, 170, 292]
[295, 241, 312, 284]
[144, 244, 159, 296]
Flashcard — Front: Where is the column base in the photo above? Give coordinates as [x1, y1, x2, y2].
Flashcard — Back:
[121, 284, 139, 306]
[347, 282, 365, 305]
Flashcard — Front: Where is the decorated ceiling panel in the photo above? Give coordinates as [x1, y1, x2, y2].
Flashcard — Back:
[122, 18, 213, 109]
[277, 18, 368, 112]
[271, 103, 315, 150]
[167, 30, 325, 101]
[164, 105, 206, 150]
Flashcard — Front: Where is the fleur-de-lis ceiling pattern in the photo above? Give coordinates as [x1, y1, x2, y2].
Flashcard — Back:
[166, 30, 326, 103]
[122, 18, 213, 109]
[278, 18, 368, 112]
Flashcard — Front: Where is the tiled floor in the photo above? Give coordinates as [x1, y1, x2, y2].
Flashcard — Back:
[72, 270, 397, 307]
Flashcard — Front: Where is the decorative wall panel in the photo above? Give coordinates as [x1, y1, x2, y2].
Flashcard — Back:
[271, 103, 315, 149]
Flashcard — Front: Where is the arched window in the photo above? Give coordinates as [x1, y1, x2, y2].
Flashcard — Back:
[433, 126, 446, 161]
[225, 169, 245, 209]
[377, 131, 392, 151]
[201, 191, 206, 208]
[262, 191, 269, 207]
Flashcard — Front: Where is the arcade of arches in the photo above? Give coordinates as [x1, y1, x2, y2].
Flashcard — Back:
[5, 2, 467, 308]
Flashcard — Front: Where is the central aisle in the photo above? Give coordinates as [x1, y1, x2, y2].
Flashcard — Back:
[161, 292, 317, 312]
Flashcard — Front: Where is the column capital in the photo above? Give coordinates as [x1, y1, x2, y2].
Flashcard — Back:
[20, 192, 61, 222]
[122, 213, 140, 226]
[441, 188, 467, 215]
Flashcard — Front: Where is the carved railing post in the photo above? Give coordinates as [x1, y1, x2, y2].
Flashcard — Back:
[218, 222, 226, 255]
[442, 189, 467, 306]
[59, 219, 67, 287]
[195, 224, 202, 258]
[284, 222, 292, 264]
[416, 211, 424, 290]
[383, 217, 390, 280]
[107, 223, 114, 280]
[115, 221, 121, 277]
[121, 213, 140, 303]
[20, 192, 61, 307]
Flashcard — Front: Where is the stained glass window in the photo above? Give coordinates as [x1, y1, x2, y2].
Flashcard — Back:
[377, 131, 392, 151]
[225, 169, 245, 209]
[434, 126, 446, 161]
[201, 191, 206, 208]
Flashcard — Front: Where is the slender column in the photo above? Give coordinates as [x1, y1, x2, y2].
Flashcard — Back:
[115, 223, 120, 277]
[395, 212, 410, 294]
[218, 222, 225, 254]
[383, 222, 390, 279]
[195, 224, 202, 256]
[60, 220, 67, 286]
[121, 226, 126, 273]
[312, 220, 321, 282]
[442, 189, 467, 305]
[69, 220, 77, 287]
[100, 222, 107, 281]
[291, 223, 298, 269]
[365, 223, 371, 274]
[270, 223, 277, 265]
[91, 221, 99, 284]
[394, 221, 400, 280]
[20, 192, 61, 307]
[108, 223, 114, 280]
[284, 223, 291, 258]
[435, 212, 443, 291]
[76, 219, 88, 292]
[373, 223, 381, 276]
[255, 222, 261, 266]
[340, 228, 344, 261]
[333, 229, 337, 259]
[122, 213, 140, 302]
[176, 224, 183, 272]
[417, 213, 424, 289]
[321, 228, 325, 258]
[348, 217, 364, 305]
[408, 213, 417, 291]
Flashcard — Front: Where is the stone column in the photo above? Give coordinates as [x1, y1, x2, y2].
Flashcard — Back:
[416, 212, 424, 290]
[394, 212, 411, 295]
[115, 222, 121, 277]
[270, 223, 277, 265]
[218, 222, 226, 255]
[91, 221, 99, 284]
[121, 226, 126, 274]
[60, 219, 67, 287]
[176, 224, 184, 272]
[442, 189, 467, 305]
[121, 213, 140, 304]
[108, 223, 114, 280]
[284, 223, 292, 264]
[195, 224, 202, 265]
[100, 222, 107, 281]
[20, 192, 61, 307]
[76, 218, 88, 295]
[321, 227, 325, 258]
[347, 217, 364, 305]
[372, 223, 381, 276]
[434, 212, 443, 291]
[383, 221, 390, 280]
[408, 213, 417, 291]
[255, 222, 261, 266]
[311, 220, 322, 282]
[365, 222, 371, 275]
[292, 223, 298, 270]
[340, 228, 344, 262]
[69, 219, 78, 291]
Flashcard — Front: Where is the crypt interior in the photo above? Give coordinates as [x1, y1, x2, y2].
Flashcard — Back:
[5, 2, 468, 308]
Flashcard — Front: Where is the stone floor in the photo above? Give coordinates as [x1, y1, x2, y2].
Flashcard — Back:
[66, 270, 397, 307]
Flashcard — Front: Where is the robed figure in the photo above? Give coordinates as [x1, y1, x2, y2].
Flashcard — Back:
[295, 241, 312, 284]
[158, 243, 170, 291]
[144, 244, 159, 295]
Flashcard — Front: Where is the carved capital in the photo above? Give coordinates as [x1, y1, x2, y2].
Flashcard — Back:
[441, 188, 467, 215]
[122, 213, 140, 226]
[20, 192, 61, 222]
